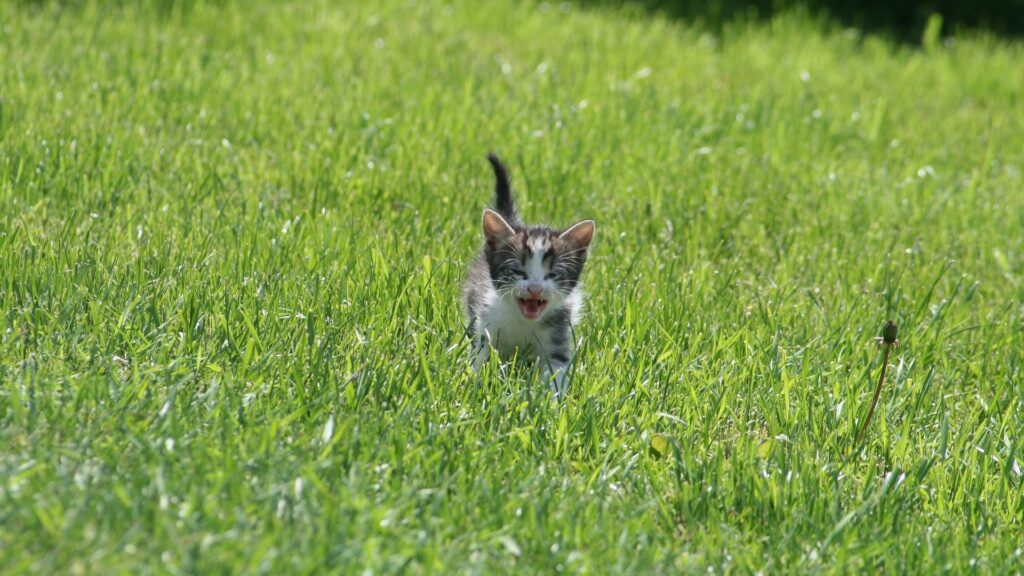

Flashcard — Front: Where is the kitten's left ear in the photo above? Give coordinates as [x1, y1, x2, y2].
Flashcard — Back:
[560, 220, 595, 249]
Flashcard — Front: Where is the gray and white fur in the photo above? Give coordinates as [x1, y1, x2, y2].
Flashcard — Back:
[462, 153, 595, 395]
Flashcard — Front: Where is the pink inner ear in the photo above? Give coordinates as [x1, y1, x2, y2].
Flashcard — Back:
[561, 220, 595, 247]
[482, 209, 514, 242]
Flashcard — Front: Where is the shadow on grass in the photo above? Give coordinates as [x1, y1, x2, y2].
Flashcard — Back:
[579, 0, 1024, 41]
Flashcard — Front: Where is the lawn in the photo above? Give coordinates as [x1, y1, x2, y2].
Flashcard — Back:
[2, 0, 1023, 573]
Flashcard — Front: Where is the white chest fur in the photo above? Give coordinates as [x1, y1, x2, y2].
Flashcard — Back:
[481, 297, 547, 357]
[474, 290, 582, 359]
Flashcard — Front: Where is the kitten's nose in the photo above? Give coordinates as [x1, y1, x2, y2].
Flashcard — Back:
[526, 283, 544, 298]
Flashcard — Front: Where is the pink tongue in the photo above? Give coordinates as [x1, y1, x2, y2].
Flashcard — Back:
[519, 299, 544, 318]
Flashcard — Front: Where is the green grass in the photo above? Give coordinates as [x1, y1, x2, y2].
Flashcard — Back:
[2, 0, 1024, 573]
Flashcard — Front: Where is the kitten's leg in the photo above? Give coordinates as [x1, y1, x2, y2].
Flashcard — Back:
[470, 331, 490, 372]
[543, 364, 568, 397]
[542, 359, 570, 398]
[540, 318, 573, 397]
[542, 340, 572, 398]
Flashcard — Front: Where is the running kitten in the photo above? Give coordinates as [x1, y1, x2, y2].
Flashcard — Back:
[463, 153, 595, 395]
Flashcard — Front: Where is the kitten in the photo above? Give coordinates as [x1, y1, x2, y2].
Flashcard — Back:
[462, 153, 595, 395]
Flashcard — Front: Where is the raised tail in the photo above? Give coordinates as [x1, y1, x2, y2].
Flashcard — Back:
[487, 153, 520, 226]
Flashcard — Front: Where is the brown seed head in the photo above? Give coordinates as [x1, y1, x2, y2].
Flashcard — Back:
[882, 321, 898, 345]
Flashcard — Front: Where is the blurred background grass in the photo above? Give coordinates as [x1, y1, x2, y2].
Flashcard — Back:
[1, 0, 1023, 573]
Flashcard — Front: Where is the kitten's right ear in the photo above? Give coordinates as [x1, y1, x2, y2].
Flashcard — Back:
[482, 209, 515, 246]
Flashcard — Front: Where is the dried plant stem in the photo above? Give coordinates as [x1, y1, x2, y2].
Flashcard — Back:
[856, 342, 893, 446]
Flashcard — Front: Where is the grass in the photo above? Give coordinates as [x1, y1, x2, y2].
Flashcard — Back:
[1, 0, 1023, 573]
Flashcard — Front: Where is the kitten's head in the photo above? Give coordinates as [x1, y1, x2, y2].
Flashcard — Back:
[482, 209, 595, 320]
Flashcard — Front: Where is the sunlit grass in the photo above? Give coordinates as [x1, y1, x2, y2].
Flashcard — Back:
[1, 0, 1023, 572]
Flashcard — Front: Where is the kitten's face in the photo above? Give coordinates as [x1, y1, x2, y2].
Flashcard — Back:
[482, 209, 594, 320]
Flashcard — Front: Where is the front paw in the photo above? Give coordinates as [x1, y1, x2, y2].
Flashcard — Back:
[544, 367, 568, 399]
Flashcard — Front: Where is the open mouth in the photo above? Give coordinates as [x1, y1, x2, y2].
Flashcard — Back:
[516, 297, 548, 320]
